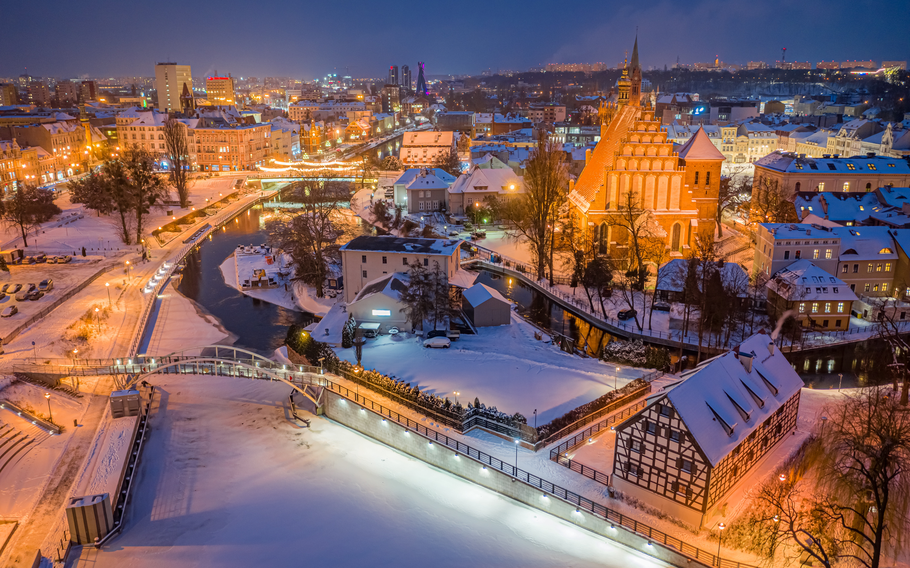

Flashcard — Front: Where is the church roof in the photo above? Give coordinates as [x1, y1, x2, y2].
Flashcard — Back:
[676, 126, 725, 161]
[631, 35, 640, 70]
[568, 104, 640, 210]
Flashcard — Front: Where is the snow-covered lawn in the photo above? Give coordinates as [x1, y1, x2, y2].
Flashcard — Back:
[335, 311, 650, 425]
[69, 375, 670, 568]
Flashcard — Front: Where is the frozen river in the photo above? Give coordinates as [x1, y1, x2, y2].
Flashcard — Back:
[68, 376, 667, 568]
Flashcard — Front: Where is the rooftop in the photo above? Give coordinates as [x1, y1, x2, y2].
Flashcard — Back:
[755, 152, 910, 174]
[767, 259, 857, 302]
[341, 236, 462, 255]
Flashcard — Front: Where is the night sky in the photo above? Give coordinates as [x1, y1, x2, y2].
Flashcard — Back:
[2, 0, 909, 79]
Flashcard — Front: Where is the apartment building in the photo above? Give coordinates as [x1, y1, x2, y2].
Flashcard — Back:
[754, 152, 910, 197]
[766, 260, 857, 329]
[206, 76, 236, 105]
[155, 62, 193, 113]
[753, 223, 841, 277]
[400, 131, 455, 167]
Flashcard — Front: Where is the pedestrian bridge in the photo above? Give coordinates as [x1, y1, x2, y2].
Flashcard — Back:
[11, 345, 326, 398]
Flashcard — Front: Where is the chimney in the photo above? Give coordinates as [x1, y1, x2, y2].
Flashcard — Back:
[768, 342, 775, 356]
[585, 148, 592, 162]
[739, 352, 754, 373]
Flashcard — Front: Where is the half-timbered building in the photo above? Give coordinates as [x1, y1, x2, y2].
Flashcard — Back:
[611, 332, 802, 527]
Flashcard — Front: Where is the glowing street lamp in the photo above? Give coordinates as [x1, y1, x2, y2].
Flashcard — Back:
[717, 522, 726, 563]
[45, 393, 53, 422]
[105, 282, 111, 306]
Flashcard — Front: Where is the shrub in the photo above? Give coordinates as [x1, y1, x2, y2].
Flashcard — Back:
[341, 316, 355, 349]
[602, 339, 670, 370]
[536, 378, 648, 440]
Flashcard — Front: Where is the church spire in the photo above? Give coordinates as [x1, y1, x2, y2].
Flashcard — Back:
[631, 32, 639, 71]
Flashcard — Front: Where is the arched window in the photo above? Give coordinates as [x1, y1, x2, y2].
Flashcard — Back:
[671, 223, 681, 252]
[795, 182, 801, 192]
[866, 182, 872, 192]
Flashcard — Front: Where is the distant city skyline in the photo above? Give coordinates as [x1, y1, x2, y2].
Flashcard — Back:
[2, 0, 909, 79]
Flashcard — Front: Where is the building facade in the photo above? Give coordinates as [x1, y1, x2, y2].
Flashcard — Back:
[612, 332, 802, 527]
[155, 63, 193, 113]
[206, 77, 236, 106]
[766, 259, 857, 329]
[753, 153, 910, 198]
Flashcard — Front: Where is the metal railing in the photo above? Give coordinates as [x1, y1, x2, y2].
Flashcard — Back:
[538, 383, 651, 447]
[324, 379, 756, 568]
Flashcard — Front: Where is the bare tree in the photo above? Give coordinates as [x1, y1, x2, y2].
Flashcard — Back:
[870, 298, 910, 405]
[433, 148, 463, 177]
[266, 180, 351, 297]
[399, 259, 433, 332]
[497, 135, 568, 281]
[715, 176, 750, 238]
[1, 184, 61, 247]
[749, 176, 798, 225]
[163, 117, 192, 207]
[612, 188, 660, 291]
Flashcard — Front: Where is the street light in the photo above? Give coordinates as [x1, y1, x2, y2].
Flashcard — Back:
[105, 282, 111, 306]
[514, 438, 520, 474]
[95, 307, 101, 333]
[45, 393, 53, 422]
[72, 349, 78, 364]
[615, 366, 621, 390]
[717, 522, 726, 564]
[125, 260, 131, 279]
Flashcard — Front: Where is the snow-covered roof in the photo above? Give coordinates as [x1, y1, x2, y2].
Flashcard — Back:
[393, 168, 456, 188]
[655, 259, 749, 296]
[767, 260, 857, 302]
[341, 236, 462, 255]
[462, 283, 508, 307]
[794, 192, 881, 223]
[351, 273, 409, 303]
[759, 222, 839, 241]
[450, 269, 479, 289]
[448, 166, 526, 195]
[832, 226, 897, 260]
[755, 152, 910, 174]
[657, 332, 803, 466]
[402, 131, 454, 147]
[874, 186, 910, 209]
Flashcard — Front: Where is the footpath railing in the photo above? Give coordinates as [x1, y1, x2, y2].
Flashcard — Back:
[0, 399, 61, 434]
[321, 377, 756, 568]
[1, 264, 113, 345]
[548, 401, 648, 486]
[537, 380, 654, 448]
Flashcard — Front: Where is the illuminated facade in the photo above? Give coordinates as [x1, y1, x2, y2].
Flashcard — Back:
[206, 77, 236, 106]
[155, 62, 193, 113]
[569, 37, 724, 258]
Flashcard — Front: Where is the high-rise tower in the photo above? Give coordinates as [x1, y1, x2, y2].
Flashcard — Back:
[156, 62, 192, 113]
[388, 65, 399, 86]
[401, 65, 411, 90]
[415, 62, 428, 96]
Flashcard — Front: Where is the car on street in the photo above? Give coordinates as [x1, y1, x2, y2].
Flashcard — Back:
[423, 337, 451, 349]
[27, 291, 44, 301]
[617, 308, 637, 321]
[1, 305, 17, 317]
[38, 279, 53, 292]
[426, 330, 448, 339]
[653, 302, 671, 312]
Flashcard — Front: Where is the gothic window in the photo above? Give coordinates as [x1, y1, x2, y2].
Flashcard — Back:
[671, 223, 681, 252]
[706, 172, 711, 186]
[694, 171, 699, 185]
[598, 223, 609, 255]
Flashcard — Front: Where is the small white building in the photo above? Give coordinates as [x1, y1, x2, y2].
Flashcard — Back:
[347, 273, 410, 329]
[462, 283, 511, 327]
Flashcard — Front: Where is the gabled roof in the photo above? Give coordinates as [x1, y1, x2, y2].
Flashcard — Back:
[767, 259, 857, 302]
[341, 236, 462, 255]
[402, 131, 454, 147]
[569, 104, 640, 210]
[831, 226, 897, 260]
[676, 126, 725, 161]
[448, 166, 525, 195]
[462, 283, 508, 307]
[351, 273, 409, 303]
[755, 152, 910, 174]
[393, 168, 456, 188]
[658, 332, 803, 466]
[794, 192, 881, 223]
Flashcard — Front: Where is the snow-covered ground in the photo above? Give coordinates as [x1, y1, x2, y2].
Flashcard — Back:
[217, 251, 336, 317]
[142, 279, 233, 356]
[68, 375, 670, 568]
[335, 311, 650, 425]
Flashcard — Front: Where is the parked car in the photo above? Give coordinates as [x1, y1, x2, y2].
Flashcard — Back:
[35, 254, 46, 263]
[1, 305, 17, 317]
[15, 291, 29, 301]
[38, 279, 53, 292]
[59, 255, 73, 263]
[25, 283, 36, 292]
[446, 330, 461, 341]
[426, 330, 448, 339]
[27, 291, 44, 301]
[0, 284, 11, 294]
[10, 284, 22, 293]
[617, 308, 638, 321]
[423, 337, 451, 349]
[448, 231, 459, 237]
[652, 302, 671, 312]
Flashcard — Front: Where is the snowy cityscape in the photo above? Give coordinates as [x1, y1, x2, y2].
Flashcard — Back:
[1, 4, 910, 568]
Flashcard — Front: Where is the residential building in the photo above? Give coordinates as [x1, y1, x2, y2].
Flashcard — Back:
[391, 167, 456, 208]
[526, 104, 566, 124]
[654, 93, 705, 126]
[0, 139, 40, 193]
[727, 123, 778, 164]
[827, 120, 883, 158]
[766, 260, 857, 329]
[794, 192, 883, 226]
[269, 117, 300, 160]
[400, 131, 455, 167]
[447, 165, 526, 216]
[116, 108, 197, 168]
[0, 84, 18, 106]
[434, 111, 475, 133]
[611, 332, 802, 528]
[655, 259, 749, 304]
[709, 100, 759, 125]
[753, 223, 841, 277]
[289, 100, 367, 122]
[155, 62, 193, 113]
[816, 61, 840, 70]
[80, 81, 97, 103]
[381, 85, 400, 113]
[347, 273, 411, 329]
[55, 81, 79, 105]
[882, 124, 910, 158]
[474, 113, 532, 136]
[194, 118, 270, 172]
[400, 96, 428, 115]
[27, 82, 50, 105]
[339, 236, 466, 303]
[832, 226, 897, 298]
[753, 152, 910, 197]
[206, 76, 236, 106]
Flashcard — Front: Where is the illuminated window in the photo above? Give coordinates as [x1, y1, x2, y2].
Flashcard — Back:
[799, 303, 805, 313]
[843, 182, 850, 191]
[812, 302, 818, 313]
[847, 163, 855, 170]
[837, 302, 844, 313]
[813, 249, 819, 259]
[886, 263, 892, 272]
[819, 182, 825, 191]
[883, 283, 889, 292]
[874, 284, 879, 292]
[371, 309, 391, 317]
[865, 283, 870, 292]
[825, 249, 832, 259]
[825, 302, 831, 313]
[876, 263, 883, 272]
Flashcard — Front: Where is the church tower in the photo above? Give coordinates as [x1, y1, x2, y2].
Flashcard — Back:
[629, 34, 642, 107]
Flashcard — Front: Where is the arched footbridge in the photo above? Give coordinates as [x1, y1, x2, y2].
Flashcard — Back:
[11, 345, 328, 402]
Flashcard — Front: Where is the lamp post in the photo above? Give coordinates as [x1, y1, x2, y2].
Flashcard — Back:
[125, 260, 131, 279]
[106, 282, 111, 306]
[534, 408, 537, 429]
[44, 393, 52, 422]
[72, 349, 78, 364]
[615, 366, 621, 391]
[716, 522, 726, 565]
[514, 438, 520, 474]
[95, 307, 101, 333]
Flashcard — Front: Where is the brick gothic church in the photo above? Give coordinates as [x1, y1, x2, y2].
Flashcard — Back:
[567, 36, 725, 258]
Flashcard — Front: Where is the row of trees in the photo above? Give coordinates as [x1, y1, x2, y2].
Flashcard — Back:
[0, 185, 61, 247]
